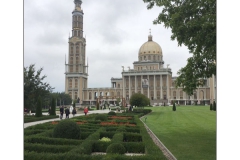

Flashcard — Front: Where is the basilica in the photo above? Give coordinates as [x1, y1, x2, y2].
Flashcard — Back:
[65, 0, 216, 107]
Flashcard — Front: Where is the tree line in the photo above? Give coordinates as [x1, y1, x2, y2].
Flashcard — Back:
[24, 64, 72, 112]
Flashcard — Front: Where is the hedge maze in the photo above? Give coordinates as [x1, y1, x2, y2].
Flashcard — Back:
[24, 109, 167, 160]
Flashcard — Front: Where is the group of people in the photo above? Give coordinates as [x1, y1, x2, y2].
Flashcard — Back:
[59, 106, 77, 119]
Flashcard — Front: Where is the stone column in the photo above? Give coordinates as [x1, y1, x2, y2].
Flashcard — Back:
[123, 76, 125, 98]
[197, 88, 200, 104]
[154, 75, 156, 99]
[129, 76, 131, 99]
[167, 74, 169, 102]
[204, 88, 206, 101]
[141, 75, 143, 94]
[160, 75, 163, 99]
[135, 76, 137, 93]
[148, 75, 150, 98]
[213, 75, 215, 101]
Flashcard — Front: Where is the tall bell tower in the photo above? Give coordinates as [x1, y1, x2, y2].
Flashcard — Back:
[65, 0, 88, 103]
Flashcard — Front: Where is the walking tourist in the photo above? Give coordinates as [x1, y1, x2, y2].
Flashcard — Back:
[84, 107, 88, 116]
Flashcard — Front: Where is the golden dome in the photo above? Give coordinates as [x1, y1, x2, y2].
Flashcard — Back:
[138, 35, 162, 56]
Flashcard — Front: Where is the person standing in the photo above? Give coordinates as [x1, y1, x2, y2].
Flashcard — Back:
[72, 107, 76, 117]
[84, 107, 88, 116]
[60, 106, 64, 119]
[65, 107, 69, 119]
[70, 105, 73, 117]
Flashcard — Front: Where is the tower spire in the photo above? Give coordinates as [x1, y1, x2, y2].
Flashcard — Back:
[148, 28, 152, 41]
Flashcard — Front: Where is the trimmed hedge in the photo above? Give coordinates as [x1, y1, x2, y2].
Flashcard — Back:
[53, 120, 81, 139]
[95, 114, 108, 121]
[106, 143, 126, 154]
[24, 115, 59, 123]
[122, 142, 145, 153]
[100, 131, 116, 139]
[112, 132, 123, 143]
[108, 111, 116, 115]
[92, 141, 111, 152]
[24, 136, 83, 145]
[24, 142, 75, 153]
[24, 151, 164, 160]
[123, 132, 142, 142]
[80, 132, 93, 140]
[70, 128, 105, 155]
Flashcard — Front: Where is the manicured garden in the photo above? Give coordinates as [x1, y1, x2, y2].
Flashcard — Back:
[24, 109, 167, 160]
[142, 106, 216, 160]
[24, 115, 59, 123]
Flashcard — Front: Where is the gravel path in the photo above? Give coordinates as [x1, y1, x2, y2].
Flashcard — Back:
[140, 117, 177, 160]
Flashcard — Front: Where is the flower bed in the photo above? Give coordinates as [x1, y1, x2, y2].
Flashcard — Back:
[108, 116, 133, 120]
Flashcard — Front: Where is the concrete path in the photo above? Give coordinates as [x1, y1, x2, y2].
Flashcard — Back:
[24, 109, 110, 128]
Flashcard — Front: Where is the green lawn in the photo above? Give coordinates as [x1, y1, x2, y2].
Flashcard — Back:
[142, 106, 216, 160]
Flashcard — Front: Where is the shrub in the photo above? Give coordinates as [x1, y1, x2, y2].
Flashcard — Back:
[50, 98, 56, 115]
[106, 143, 126, 154]
[108, 111, 116, 115]
[99, 137, 111, 142]
[172, 103, 176, 111]
[123, 132, 142, 142]
[213, 101, 216, 111]
[116, 127, 126, 132]
[93, 141, 111, 152]
[35, 96, 42, 117]
[210, 103, 213, 110]
[100, 131, 115, 139]
[95, 114, 108, 121]
[53, 120, 80, 139]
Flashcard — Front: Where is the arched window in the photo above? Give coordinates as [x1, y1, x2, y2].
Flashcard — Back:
[194, 92, 197, 99]
[76, 46, 79, 53]
[180, 91, 183, 99]
[69, 79, 72, 88]
[148, 55, 151, 60]
[75, 79, 78, 88]
[118, 84, 120, 88]
[117, 92, 120, 97]
[153, 55, 156, 61]
[70, 46, 73, 54]
[151, 91, 154, 100]
[173, 91, 176, 99]
[74, 92, 77, 100]
[163, 91, 167, 99]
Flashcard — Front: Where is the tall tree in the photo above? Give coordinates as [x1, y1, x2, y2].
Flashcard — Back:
[35, 96, 42, 117]
[24, 64, 54, 110]
[143, 0, 216, 95]
[50, 98, 56, 115]
[130, 93, 150, 109]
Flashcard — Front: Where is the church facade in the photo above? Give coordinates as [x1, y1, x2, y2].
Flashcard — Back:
[65, 0, 216, 107]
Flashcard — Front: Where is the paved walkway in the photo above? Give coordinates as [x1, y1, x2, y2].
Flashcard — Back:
[24, 109, 110, 128]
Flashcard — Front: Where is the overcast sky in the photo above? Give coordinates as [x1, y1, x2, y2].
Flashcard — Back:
[24, 0, 191, 92]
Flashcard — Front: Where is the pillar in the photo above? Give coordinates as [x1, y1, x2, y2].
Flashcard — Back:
[160, 75, 163, 99]
[154, 75, 156, 99]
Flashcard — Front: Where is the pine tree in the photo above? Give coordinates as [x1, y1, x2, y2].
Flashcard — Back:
[35, 96, 42, 117]
[173, 102, 176, 111]
[96, 101, 99, 110]
[213, 101, 216, 111]
[50, 98, 56, 115]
